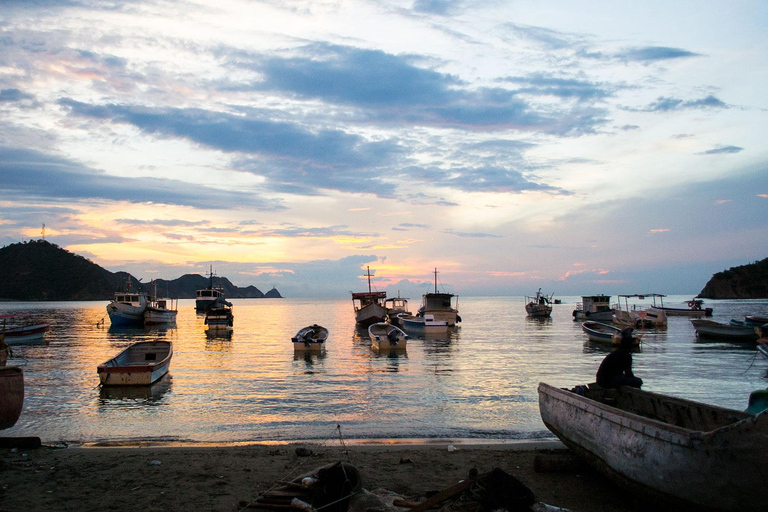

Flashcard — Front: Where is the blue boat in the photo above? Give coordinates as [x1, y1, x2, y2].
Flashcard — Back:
[106, 289, 149, 327]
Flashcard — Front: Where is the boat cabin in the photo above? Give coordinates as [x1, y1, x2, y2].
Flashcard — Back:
[114, 293, 147, 305]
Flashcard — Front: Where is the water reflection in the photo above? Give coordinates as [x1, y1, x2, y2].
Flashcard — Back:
[98, 374, 172, 405]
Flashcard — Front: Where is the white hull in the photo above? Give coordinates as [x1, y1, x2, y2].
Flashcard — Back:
[539, 382, 768, 512]
[399, 314, 450, 333]
[1, 323, 50, 345]
[691, 319, 758, 342]
[368, 322, 408, 350]
[98, 341, 173, 386]
[292, 325, 328, 352]
[144, 308, 177, 326]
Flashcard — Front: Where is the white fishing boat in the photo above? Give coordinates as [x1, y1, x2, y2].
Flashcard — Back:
[384, 296, 410, 326]
[106, 282, 149, 327]
[538, 382, 768, 512]
[524, 288, 553, 317]
[205, 301, 234, 332]
[581, 321, 639, 346]
[572, 295, 614, 321]
[292, 324, 328, 353]
[195, 265, 225, 312]
[143, 281, 178, 326]
[0, 315, 50, 345]
[0, 366, 24, 430]
[612, 294, 667, 327]
[397, 313, 450, 333]
[418, 268, 461, 326]
[691, 319, 759, 343]
[655, 298, 713, 317]
[97, 341, 173, 386]
[368, 322, 408, 350]
[351, 266, 387, 327]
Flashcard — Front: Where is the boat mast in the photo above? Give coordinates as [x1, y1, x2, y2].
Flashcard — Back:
[365, 266, 373, 293]
[433, 267, 438, 293]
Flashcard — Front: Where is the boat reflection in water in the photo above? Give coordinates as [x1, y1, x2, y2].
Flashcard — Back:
[98, 374, 172, 405]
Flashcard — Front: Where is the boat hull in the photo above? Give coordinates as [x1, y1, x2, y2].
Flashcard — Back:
[143, 308, 178, 326]
[691, 319, 758, 342]
[1, 323, 50, 345]
[0, 366, 24, 429]
[354, 302, 388, 327]
[106, 304, 146, 327]
[525, 303, 552, 317]
[659, 306, 712, 317]
[368, 323, 408, 350]
[538, 382, 768, 512]
[98, 341, 173, 386]
[581, 321, 622, 345]
[292, 325, 328, 352]
[399, 314, 450, 333]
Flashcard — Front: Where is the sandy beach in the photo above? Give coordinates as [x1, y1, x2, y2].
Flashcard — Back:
[0, 439, 645, 512]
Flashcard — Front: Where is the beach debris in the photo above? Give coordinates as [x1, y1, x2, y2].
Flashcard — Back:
[240, 461, 362, 511]
[399, 457, 413, 464]
[295, 447, 314, 457]
[150, 460, 161, 466]
[533, 449, 584, 474]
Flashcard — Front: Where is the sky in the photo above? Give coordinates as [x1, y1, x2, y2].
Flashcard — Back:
[1, 0, 766, 299]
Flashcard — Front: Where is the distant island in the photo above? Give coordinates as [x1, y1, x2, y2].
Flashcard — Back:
[0, 240, 283, 301]
[698, 257, 768, 299]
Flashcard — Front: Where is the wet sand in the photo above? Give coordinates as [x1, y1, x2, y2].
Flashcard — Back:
[0, 439, 647, 511]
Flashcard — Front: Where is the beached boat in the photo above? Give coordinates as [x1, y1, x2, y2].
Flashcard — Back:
[691, 319, 759, 342]
[384, 296, 410, 326]
[655, 298, 713, 317]
[106, 284, 149, 327]
[398, 313, 450, 333]
[581, 321, 639, 346]
[0, 315, 50, 345]
[97, 341, 173, 386]
[351, 266, 388, 327]
[572, 295, 614, 322]
[0, 366, 24, 429]
[205, 301, 234, 332]
[525, 289, 553, 317]
[612, 294, 667, 328]
[538, 381, 768, 512]
[195, 265, 225, 311]
[144, 281, 178, 326]
[418, 268, 461, 326]
[292, 324, 328, 353]
[368, 322, 408, 350]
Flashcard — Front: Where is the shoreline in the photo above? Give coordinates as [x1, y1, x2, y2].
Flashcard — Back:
[0, 438, 643, 511]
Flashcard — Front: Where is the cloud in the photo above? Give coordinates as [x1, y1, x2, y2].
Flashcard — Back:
[698, 145, 744, 155]
[0, 88, 35, 103]
[642, 95, 728, 112]
[614, 46, 700, 62]
[500, 74, 619, 103]
[444, 229, 503, 238]
[0, 146, 279, 210]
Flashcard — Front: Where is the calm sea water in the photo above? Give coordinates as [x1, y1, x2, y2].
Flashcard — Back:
[2, 296, 767, 445]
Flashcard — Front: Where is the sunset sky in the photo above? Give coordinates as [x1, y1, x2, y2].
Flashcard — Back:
[1, 1, 766, 298]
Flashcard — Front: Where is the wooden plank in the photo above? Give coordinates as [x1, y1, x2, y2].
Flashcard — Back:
[406, 473, 481, 512]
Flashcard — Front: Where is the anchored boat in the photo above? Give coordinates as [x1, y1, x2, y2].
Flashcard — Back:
[97, 341, 173, 386]
[368, 322, 408, 350]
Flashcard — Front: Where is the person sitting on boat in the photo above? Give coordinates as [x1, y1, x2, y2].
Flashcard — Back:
[595, 328, 643, 389]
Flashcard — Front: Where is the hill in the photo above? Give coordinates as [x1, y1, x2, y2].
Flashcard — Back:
[0, 240, 282, 300]
[698, 257, 768, 299]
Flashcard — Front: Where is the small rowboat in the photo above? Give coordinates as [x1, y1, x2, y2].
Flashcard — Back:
[691, 319, 759, 342]
[97, 341, 173, 386]
[205, 302, 234, 332]
[368, 322, 408, 350]
[292, 324, 328, 352]
[0, 366, 24, 429]
[1, 315, 50, 345]
[539, 382, 768, 512]
[581, 321, 639, 346]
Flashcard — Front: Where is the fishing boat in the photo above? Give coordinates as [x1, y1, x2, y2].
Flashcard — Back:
[205, 300, 234, 332]
[758, 344, 768, 360]
[351, 266, 387, 327]
[0, 315, 50, 344]
[143, 281, 178, 326]
[745, 315, 768, 326]
[525, 289, 553, 317]
[97, 341, 173, 386]
[654, 298, 713, 317]
[195, 265, 225, 311]
[691, 319, 759, 342]
[106, 283, 149, 327]
[538, 382, 768, 512]
[418, 268, 461, 326]
[368, 322, 408, 350]
[0, 366, 24, 429]
[397, 313, 450, 333]
[384, 295, 410, 326]
[572, 295, 614, 322]
[612, 294, 667, 328]
[581, 321, 639, 346]
[292, 324, 328, 353]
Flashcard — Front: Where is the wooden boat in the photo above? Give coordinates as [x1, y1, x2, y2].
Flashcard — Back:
[572, 294, 614, 322]
[581, 321, 639, 346]
[106, 283, 149, 327]
[418, 268, 461, 326]
[97, 341, 173, 386]
[195, 265, 225, 312]
[0, 316, 50, 345]
[613, 294, 667, 327]
[144, 281, 178, 326]
[655, 298, 713, 317]
[691, 319, 758, 342]
[292, 324, 328, 352]
[398, 313, 450, 333]
[0, 366, 24, 429]
[384, 296, 410, 326]
[745, 315, 768, 326]
[524, 288, 553, 317]
[351, 266, 387, 327]
[368, 322, 408, 350]
[205, 301, 234, 331]
[538, 382, 768, 512]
